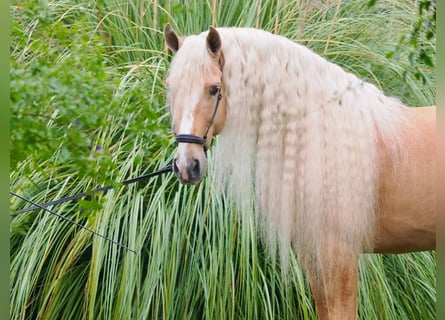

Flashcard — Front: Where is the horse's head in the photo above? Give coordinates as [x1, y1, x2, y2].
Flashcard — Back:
[164, 25, 226, 184]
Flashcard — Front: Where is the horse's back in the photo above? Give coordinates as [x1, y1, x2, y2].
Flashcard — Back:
[373, 106, 436, 253]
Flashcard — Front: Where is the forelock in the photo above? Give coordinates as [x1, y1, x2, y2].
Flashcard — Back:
[167, 34, 222, 124]
[167, 36, 213, 91]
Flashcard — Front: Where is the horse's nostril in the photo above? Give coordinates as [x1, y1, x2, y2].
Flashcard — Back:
[173, 159, 179, 175]
[188, 159, 201, 179]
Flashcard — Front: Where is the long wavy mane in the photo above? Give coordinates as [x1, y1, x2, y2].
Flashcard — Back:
[191, 28, 405, 270]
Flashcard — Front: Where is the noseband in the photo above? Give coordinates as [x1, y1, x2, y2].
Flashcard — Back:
[175, 88, 222, 153]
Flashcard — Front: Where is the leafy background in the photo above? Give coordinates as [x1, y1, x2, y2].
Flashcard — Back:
[10, 0, 436, 319]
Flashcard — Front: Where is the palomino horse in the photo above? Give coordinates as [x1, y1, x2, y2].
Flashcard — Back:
[164, 25, 436, 319]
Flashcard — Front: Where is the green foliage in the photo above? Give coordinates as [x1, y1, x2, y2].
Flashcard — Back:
[369, 0, 436, 83]
[10, 0, 435, 319]
[11, 0, 172, 186]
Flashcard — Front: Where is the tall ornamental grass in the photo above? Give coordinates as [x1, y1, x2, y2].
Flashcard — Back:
[10, 0, 435, 319]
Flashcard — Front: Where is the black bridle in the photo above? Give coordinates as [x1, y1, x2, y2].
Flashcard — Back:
[174, 88, 222, 154]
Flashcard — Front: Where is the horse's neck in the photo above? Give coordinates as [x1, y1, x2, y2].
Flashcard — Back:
[224, 32, 343, 107]
[214, 28, 404, 194]
[220, 32, 334, 140]
[220, 29, 402, 137]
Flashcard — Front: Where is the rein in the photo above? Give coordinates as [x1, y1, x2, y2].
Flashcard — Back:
[10, 191, 137, 253]
[10, 165, 172, 253]
[14, 165, 173, 214]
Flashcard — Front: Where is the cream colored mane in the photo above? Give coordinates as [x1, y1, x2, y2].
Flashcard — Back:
[177, 28, 405, 270]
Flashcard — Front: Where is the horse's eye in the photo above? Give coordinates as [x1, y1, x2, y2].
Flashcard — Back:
[209, 86, 220, 96]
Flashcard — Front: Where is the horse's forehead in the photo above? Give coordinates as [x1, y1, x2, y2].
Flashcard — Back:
[168, 37, 220, 87]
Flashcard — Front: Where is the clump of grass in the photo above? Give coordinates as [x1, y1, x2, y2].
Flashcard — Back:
[10, 0, 435, 319]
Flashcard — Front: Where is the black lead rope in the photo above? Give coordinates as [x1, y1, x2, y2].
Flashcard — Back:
[14, 165, 173, 214]
[10, 191, 137, 253]
[10, 164, 173, 253]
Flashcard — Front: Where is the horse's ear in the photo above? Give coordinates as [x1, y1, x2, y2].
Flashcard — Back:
[206, 26, 221, 57]
[164, 24, 182, 53]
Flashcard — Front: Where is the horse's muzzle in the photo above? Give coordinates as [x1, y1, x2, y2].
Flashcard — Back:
[173, 156, 207, 185]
